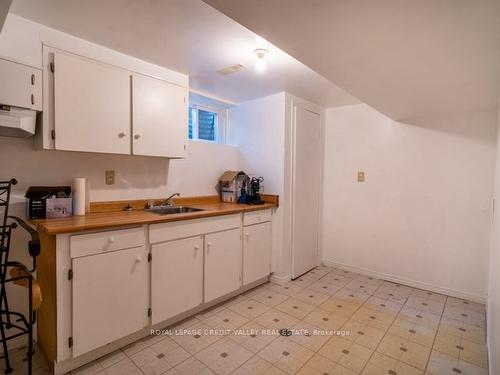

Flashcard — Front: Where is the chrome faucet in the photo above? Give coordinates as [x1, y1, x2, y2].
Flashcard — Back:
[162, 193, 180, 206]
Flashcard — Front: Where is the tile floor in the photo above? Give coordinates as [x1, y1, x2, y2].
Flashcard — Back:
[5, 265, 488, 375]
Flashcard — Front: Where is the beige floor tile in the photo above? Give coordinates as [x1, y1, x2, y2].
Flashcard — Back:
[319, 273, 352, 286]
[229, 321, 278, 353]
[318, 336, 373, 373]
[231, 356, 286, 375]
[289, 321, 332, 352]
[170, 321, 223, 355]
[71, 362, 104, 375]
[388, 318, 437, 348]
[202, 308, 250, 331]
[344, 279, 380, 295]
[257, 337, 314, 374]
[248, 289, 291, 307]
[308, 280, 345, 296]
[376, 333, 431, 370]
[293, 288, 331, 306]
[130, 347, 174, 375]
[268, 281, 307, 296]
[302, 308, 348, 331]
[364, 296, 404, 315]
[438, 317, 486, 345]
[335, 288, 370, 305]
[196, 304, 229, 320]
[296, 353, 357, 375]
[122, 331, 168, 356]
[96, 350, 127, 369]
[405, 295, 445, 315]
[222, 294, 250, 308]
[228, 299, 271, 319]
[362, 352, 423, 375]
[372, 284, 412, 305]
[425, 350, 488, 375]
[396, 306, 441, 330]
[195, 337, 253, 375]
[101, 357, 141, 375]
[341, 318, 386, 350]
[319, 297, 362, 318]
[275, 298, 316, 319]
[442, 306, 486, 328]
[445, 298, 485, 313]
[410, 289, 447, 304]
[433, 332, 488, 368]
[165, 356, 215, 375]
[253, 308, 300, 329]
[351, 306, 396, 331]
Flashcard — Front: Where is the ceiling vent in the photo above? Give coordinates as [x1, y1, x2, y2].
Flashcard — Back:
[217, 64, 245, 75]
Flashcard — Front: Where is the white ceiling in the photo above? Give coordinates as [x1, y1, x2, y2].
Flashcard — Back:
[204, 0, 500, 121]
[8, 0, 359, 108]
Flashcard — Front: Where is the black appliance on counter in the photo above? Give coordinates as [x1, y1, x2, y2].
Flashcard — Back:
[244, 177, 265, 205]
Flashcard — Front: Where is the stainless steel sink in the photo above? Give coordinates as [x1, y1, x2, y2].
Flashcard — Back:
[146, 206, 205, 215]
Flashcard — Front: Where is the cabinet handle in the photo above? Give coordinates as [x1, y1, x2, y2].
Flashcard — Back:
[31, 94, 35, 105]
[108, 237, 115, 243]
[134, 134, 141, 140]
[245, 233, 250, 240]
[207, 242, 212, 251]
[135, 256, 142, 263]
[31, 74, 35, 85]
[118, 132, 127, 138]
[194, 245, 200, 250]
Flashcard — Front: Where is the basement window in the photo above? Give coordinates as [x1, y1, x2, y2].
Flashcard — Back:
[188, 106, 218, 142]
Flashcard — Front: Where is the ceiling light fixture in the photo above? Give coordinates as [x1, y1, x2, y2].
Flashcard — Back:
[253, 48, 269, 72]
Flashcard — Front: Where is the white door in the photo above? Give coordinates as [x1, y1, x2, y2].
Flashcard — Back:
[204, 228, 242, 302]
[132, 74, 187, 158]
[243, 222, 271, 285]
[0, 58, 42, 110]
[72, 246, 149, 357]
[54, 52, 131, 154]
[151, 236, 203, 324]
[292, 106, 322, 278]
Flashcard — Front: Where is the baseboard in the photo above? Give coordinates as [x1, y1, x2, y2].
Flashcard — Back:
[323, 259, 487, 304]
[270, 273, 291, 285]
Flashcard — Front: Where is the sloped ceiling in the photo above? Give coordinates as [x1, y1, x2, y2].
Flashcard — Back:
[8, 0, 359, 107]
[204, 0, 500, 120]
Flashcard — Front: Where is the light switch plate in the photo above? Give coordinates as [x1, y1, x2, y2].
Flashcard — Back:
[357, 171, 365, 182]
[105, 170, 115, 185]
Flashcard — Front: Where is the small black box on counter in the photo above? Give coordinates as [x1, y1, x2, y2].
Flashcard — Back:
[25, 186, 72, 219]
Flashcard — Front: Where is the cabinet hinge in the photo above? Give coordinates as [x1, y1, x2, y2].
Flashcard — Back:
[68, 269, 73, 280]
[148, 253, 152, 262]
[51, 129, 56, 140]
[50, 62, 55, 73]
[31, 74, 35, 85]
[148, 308, 152, 317]
[68, 337, 73, 348]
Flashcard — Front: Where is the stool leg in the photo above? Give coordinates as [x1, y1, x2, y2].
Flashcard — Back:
[27, 278, 33, 375]
[0, 313, 12, 374]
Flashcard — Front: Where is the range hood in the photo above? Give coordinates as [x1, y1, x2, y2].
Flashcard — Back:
[0, 105, 36, 138]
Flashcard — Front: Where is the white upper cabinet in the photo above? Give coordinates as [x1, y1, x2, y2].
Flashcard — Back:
[41, 47, 188, 157]
[53, 52, 131, 154]
[0, 58, 42, 111]
[132, 74, 187, 158]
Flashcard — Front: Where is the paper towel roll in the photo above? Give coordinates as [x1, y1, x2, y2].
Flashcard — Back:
[73, 177, 86, 216]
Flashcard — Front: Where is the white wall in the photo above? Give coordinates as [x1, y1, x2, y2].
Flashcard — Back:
[487, 104, 500, 373]
[228, 92, 288, 278]
[322, 104, 497, 301]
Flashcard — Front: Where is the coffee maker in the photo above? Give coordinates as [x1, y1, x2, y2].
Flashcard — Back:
[246, 177, 265, 205]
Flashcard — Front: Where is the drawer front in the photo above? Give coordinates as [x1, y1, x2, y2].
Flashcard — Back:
[243, 209, 272, 226]
[150, 214, 241, 244]
[70, 227, 145, 258]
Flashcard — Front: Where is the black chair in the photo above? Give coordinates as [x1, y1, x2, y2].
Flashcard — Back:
[0, 179, 40, 374]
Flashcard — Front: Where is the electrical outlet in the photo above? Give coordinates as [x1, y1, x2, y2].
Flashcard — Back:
[105, 170, 115, 185]
[357, 171, 365, 182]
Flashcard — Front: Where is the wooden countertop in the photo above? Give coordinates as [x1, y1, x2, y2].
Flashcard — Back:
[33, 195, 278, 235]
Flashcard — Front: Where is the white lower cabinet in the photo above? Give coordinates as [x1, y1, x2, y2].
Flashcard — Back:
[204, 228, 242, 302]
[151, 236, 203, 324]
[243, 222, 272, 285]
[71, 246, 149, 357]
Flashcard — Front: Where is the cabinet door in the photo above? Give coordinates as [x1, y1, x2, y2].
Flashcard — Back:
[132, 74, 187, 158]
[54, 52, 131, 154]
[204, 228, 242, 302]
[72, 246, 149, 357]
[0, 58, 42, 110]
[243, 222, 272, 285]
[151, 236, 203, 324]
